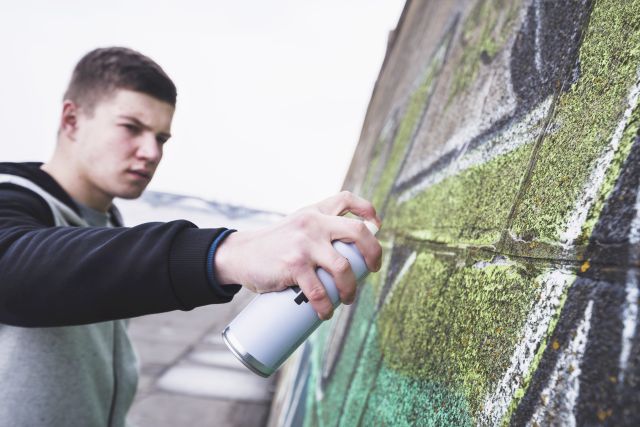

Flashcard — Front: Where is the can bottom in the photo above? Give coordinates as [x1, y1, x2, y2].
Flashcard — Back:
[222, 326, 275, 378]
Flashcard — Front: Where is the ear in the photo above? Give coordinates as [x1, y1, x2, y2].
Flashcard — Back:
[59, 100, 80, 141]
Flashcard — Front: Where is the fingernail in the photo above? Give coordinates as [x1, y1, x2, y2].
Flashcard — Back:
[318, 312, 331, 321]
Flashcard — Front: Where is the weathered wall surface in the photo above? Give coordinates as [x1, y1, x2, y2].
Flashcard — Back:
[269, 0, 640, 425]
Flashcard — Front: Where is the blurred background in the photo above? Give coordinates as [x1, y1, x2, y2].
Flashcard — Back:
[0, 1, 404, 425]
[0, 0, 404, 213]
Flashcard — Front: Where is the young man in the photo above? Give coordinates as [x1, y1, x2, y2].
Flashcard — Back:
[0, 47, 382, 426]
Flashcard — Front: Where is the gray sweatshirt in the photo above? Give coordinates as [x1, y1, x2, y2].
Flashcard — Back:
[0, 174, 138, 427]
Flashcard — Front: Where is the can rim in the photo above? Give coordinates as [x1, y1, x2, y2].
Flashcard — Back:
[222, 326, 275, 378]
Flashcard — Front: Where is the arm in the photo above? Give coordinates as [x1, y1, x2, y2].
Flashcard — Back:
[0, 185, 239, 327]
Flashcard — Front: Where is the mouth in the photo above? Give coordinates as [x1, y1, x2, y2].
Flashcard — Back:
[127, 169, 152, 181]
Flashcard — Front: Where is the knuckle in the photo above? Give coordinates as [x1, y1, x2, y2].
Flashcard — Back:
[332, 256, 351, 275]
[284, 252, 306, 271]
[307, 284, 327, 303]
[340, 190, 353, 203]
[292, 212, 311, 229]
[294, 254, 307, 270]
[355, 221, 367, 235]
[293, 211, 320, 232]
[364, 207, 375, 219]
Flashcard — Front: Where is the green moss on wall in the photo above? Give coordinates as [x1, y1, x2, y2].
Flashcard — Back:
[303, 362, 319, 427]
[509, 0, 640, 244]
[362, 365, 472, 427]
[360, 134, 386, 202]
[377, 252, 542, 417]
[369, 237, 394, 301]
[370, 70, 435, 209]
[338, 323, 385, 426]
[336, 322, 473, 426]
[314, 285, 378, 427]
[389, 142, 534, 246]
[367, 39, 450, 210]
[305, 246, 391, 427]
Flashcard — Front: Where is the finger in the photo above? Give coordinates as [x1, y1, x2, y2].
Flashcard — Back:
[314, 243, 357, 305]
[297, 268, 334, 320]
[315, 191, 381, 228]
[323, 215, 383, 272]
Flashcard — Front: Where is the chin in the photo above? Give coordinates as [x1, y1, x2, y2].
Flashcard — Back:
[114, 186, 147, 200]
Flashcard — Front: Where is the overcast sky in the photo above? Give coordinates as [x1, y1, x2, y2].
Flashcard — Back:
[0, 1, 404, 213]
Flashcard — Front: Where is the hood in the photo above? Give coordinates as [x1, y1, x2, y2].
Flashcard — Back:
[0, 162, 122, 226]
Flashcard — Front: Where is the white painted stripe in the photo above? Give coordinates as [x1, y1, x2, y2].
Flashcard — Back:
[379, 251, 418, 308]
[628, 174, 640, 247]
[619, 176, 640, 382]
[472, 256, 513, 269]
[560, 68, 640, 247]
[528, 300, 594, 427]
[482, 67, 640, 424]
[480, 269, 575, 425]
[398, 97, 553, 203]
[534, 0, 543, 74]
[619, 271, 639, 383]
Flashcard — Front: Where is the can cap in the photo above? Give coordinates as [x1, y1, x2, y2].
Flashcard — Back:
[363, 220, 379, 236]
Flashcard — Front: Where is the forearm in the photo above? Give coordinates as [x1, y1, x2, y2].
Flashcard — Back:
[0, 221, 237, 327]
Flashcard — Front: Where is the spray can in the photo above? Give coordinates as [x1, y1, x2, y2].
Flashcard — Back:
[222, 220, 379, 377]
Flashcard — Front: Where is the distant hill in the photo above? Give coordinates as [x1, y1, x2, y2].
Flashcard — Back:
[116, 191, 283, 230]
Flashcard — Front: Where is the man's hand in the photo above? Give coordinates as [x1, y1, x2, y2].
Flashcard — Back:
[214, 191, 382, 320]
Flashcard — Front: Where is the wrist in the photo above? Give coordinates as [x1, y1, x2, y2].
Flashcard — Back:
[213, 230, 242, 286]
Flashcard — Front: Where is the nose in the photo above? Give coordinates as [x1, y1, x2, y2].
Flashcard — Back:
[136, 133, 162, 164]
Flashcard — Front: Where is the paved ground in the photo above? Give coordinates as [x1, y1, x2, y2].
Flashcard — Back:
[127, 288, 278, 427]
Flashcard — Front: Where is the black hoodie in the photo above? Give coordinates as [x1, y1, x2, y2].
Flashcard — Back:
[0, 162, 241, 327]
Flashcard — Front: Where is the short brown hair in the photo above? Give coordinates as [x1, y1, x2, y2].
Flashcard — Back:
[63, 47, 177, 113]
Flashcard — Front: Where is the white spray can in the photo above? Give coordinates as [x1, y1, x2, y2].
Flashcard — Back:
[222, 220, 379, 377]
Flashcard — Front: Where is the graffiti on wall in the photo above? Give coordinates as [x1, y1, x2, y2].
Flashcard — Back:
[269, 0, 640, 425]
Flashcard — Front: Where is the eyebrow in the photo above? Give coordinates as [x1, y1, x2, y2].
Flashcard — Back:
[118, 115, 172, 140]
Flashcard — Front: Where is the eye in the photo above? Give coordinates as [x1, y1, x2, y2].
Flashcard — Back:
[156, 135, 170, 145]
[121, 123, 141, 134]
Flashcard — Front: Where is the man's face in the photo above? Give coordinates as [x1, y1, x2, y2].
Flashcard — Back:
[73, 89, 174, 201]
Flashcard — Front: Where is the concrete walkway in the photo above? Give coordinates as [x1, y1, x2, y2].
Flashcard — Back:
[127, 288, 277, 427]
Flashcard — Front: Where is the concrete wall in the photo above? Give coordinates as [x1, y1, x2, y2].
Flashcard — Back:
[269, 0, 640, 425]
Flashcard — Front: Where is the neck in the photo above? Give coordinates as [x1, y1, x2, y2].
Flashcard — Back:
[41, 150, 112, 213]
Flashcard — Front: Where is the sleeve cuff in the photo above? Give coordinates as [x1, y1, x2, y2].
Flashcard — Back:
[206, 229, 242, 298]
[169, 227, 241, 309]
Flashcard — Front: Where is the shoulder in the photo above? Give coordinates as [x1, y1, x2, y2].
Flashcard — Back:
[0, 183, 55, 226]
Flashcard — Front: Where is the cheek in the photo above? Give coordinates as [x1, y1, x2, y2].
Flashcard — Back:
[103, 131, 137, 158]
[116, 139, 138, 160]
[80, 135, 134, 174]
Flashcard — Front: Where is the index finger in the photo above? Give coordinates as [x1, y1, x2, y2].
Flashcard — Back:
[315, 191, 382, 228]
